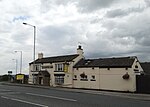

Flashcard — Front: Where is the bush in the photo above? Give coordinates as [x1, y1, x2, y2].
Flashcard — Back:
[0, 75, 10, 81]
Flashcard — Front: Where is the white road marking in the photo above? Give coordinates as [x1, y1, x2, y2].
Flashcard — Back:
[1, 96, 48, 107]
[26, 92, 77, 102]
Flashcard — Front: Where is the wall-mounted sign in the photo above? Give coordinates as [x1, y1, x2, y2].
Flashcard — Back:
[64, 64, 68, 72]
[16, 74, 24, 80]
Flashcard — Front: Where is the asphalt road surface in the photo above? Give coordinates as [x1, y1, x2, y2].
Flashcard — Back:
[0, 84, 150, 107]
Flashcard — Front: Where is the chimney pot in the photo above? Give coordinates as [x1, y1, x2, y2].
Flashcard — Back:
[38, 53, 43, 59]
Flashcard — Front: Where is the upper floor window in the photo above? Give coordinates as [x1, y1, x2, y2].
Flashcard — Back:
[34, 64, 41, 71]
[55, 64, 63, 71]
[135, 65, 138, 68]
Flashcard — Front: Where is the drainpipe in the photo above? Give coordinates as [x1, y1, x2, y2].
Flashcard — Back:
[72, 61, 75, 88]
[99, 67, 101, 90]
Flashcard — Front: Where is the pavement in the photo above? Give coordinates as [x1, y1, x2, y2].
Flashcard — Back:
[1, 82, 150, 101]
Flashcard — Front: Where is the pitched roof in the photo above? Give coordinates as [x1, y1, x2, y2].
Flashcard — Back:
[74, 56, 136, 68]
[29, 54, 79, 64]
[140, 62, 150, 74]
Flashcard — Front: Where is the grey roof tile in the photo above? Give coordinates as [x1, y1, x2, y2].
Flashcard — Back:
[140, 62, 150, 74]
[74, 56, 136, 68]
[30, 54, 79, 64]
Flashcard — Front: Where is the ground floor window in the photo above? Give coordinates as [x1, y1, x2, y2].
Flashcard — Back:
[73, 75, 77, 80]
[55, 75, 64, 85]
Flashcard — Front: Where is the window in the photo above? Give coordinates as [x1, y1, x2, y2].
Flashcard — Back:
[107, 68, 110, 70]
[55, 64, 63, 71]
[125, 68, 128, 70]
[34, 64, 41, 71]
[92, 75, 95, 79]
[74, 75, 77, 78]
[80, 73, 88, 81]
[85, 75, 87, 79]
[135, 65, 138, 68]
[55, 76, 64, 85]
[91, 75, 96, 81]
[73, 75, 77, 80]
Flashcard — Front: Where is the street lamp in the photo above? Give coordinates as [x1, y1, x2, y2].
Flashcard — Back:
[12, 59, 18, 75]
[23, 22, 36, 71]
[15, 51, 22, 74]
[23, 22, 36, 84]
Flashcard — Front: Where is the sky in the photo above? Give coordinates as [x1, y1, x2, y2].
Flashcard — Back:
[0, 0, 150, 75]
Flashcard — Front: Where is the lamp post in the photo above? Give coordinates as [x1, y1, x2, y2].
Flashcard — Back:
[12, 59, 18, 75]
[23, 22, 36, 84]
[15, 51, 22, 74]
[23, 23, 36, 68]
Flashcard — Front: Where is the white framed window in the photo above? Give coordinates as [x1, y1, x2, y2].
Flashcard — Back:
[55, 76, 64, 85]
[34, 64, 41, 71]
[55, 64, 64, 71]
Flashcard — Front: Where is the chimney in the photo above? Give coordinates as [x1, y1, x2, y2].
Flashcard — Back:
[77, 45, 84, 55]
[38, 53, 43, 59]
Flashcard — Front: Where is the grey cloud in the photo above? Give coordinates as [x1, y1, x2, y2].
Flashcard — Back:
[101, 20, 117, 30]
[132, 28, 150, 46]
[40, 0, 119, 13]
[105, 7, 145, 18]
[10, 26, 32, 47]
[40, 0, 73, 13]
[145, 0, 150, 7]
[40, 0, 52, 13]
[40, 25, 77, 41]
[37, 25, 79, 55]
[0, 39, 7, 49]
[11, 32, 28, 44]
[77, 0, 116, 13]
[89, 9, 150, 60]
[54, 0, 73, 5]
[105, 9, 128, 18]
[109, 22, 150, 47]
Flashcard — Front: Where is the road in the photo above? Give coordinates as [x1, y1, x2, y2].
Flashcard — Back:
[0, 84, 150, 107]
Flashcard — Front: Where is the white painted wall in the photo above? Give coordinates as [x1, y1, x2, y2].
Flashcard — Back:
[99, 68, 136, 92]
[72, 58, 143, 92]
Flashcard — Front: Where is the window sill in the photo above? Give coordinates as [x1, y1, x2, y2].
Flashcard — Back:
[54, 71, 64, 72]
[55, 83, 63, 85]
[90, 79, 96, 81]
[80, 79, 88, 81]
